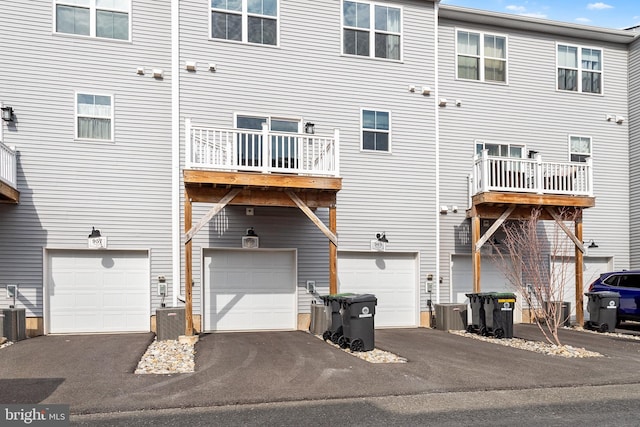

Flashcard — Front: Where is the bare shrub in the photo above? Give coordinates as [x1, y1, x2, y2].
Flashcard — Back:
[491, 207, 578, 346]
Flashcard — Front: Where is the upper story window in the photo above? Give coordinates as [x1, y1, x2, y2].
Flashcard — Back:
[342, 1, 402, 61]
[362, 110, 390, 152]
[475, 141, 524, 158]
[76, 93, 113, 141]
[55, 0, 130, 41]
[457, 30, 507, 83]
[569, 136, 591, 162]
[557, 44, 602, 94]
[211, 0, 278, 46]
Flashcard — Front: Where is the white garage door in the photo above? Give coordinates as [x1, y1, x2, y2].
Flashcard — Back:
[451, 254, 518, 299]
[47, 250, 150, 334]
[451, 254, 523, 323]
[337, 252, 418, 328]
[203, 249, 296, 331]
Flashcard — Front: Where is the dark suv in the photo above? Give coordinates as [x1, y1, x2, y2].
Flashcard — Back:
[588, 270, 640, 324]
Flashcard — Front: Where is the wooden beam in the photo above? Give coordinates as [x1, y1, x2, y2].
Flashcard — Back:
[543, 206, 585, 253]
[184, 170, 342, 191]
[472, 191, 595, 208]
[285, 190, 337, 246]
[575, 212, 584, 326]
[184, 190, 193, 336]
[0, 181, 19, 204]
[329, 205, 337, 295]
[185, 188, 241, 243]
[475, 205, 515, 251]
[185, 186, 337, 208]
[471, 212, 481, 293]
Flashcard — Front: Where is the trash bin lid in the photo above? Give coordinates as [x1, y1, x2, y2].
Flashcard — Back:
[319, 292, 357, 301]
[342, 293, 377, 304]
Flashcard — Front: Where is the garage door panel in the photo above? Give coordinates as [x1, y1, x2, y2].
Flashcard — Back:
[48, 250, 149, 334]
[338, 252, 418, 328]
[204, 250, 296, 331]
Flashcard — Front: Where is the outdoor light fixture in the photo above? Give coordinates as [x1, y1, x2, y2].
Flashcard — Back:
[88, 227, 101, 238]
[584, 239, 598, 249]
[242, 227, 259, 248]
[376, 232, 388, 243]
[304, 122, 315, 134]
[1, 106, 14, 122]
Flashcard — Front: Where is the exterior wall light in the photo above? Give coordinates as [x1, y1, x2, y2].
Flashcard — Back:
[304, 122, 315, 134]
[1, 106, 14, 122]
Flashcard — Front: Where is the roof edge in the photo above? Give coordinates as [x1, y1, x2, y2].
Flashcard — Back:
[439, 5, 638, 45]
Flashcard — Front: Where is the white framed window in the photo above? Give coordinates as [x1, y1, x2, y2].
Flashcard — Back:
[569, 135, 591, 162]
[456, 29, 507, 83]
[76, 92, 113, 141]
[211, 0, 278, 46]
[54, 0, 131, 41]
[361, 109, 390, 152]
[557, 44, 602, 94]
[342, 1, 402, 61]
[475, 140, 524, 158]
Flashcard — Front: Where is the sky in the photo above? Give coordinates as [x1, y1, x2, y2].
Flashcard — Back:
[440, 1, 640, 30]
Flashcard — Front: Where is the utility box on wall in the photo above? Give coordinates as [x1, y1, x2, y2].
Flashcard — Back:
[156, 307, 185, 341]
[2, 308, 26, 342]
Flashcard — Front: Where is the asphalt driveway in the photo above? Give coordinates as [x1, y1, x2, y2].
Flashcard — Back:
[2, 325, 640, 414]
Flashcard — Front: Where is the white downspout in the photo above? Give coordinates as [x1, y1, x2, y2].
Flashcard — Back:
[434, 1, 441, 305]
[171, 0, 181, 307]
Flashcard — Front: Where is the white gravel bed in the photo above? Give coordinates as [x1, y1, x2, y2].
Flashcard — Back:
[0, 338, 13, 350]
[314, 334, 407, 363]
[575, 325, 640, 340]
[448, 329, 603, 358]
[135, 339, 195, 374]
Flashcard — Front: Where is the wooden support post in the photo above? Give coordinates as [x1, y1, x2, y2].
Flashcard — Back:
[184, 190, 194, 336]
[329, 204, 337, 295]
[575, 211, 584, 326]
[471, 211, 481, 293]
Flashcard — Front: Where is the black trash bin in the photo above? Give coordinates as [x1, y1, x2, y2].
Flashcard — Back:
[483, 293, 516, 338]
[320, 293, 356, 344]
[338, 294, 377, 352]
[466, 292, 492, 335]
[585, 291, 620, 332]
[543, 301, 572, 327]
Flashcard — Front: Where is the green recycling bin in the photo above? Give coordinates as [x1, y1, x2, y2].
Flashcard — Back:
[585, 291, 620, 333]
[483, 293, 516, 338]
[338, 294, 377, 352]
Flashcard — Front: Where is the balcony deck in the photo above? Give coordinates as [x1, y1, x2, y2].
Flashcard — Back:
[184, 120, 341, 207]
[469, 151, 594, 217]
[0, 141, 18, 203]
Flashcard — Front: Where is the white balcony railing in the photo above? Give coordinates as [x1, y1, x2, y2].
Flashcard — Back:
[185, 119, 339, 177]
[470, 149, 593, 199]
[0, 141, 17, 189]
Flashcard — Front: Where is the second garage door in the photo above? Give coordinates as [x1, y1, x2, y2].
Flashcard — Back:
[203, 249, 297, 332]
[338, 252, 418, 328]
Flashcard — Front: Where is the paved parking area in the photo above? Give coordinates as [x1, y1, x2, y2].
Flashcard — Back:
[1, 325, 640, 414]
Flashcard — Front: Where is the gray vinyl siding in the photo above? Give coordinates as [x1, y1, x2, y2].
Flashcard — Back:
[180, 0, 439, 315]
[630, 38, 640, 268]
[0, 1, 173, 316]
[438, 18, 632, 300]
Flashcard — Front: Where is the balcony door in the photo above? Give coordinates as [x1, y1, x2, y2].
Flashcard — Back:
[236, 115, 301, 169]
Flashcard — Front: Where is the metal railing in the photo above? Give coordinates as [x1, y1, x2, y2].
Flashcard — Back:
[0, 141, 17, 189]
[470, 150, 593, 198]
[185, 119, 339, 177]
